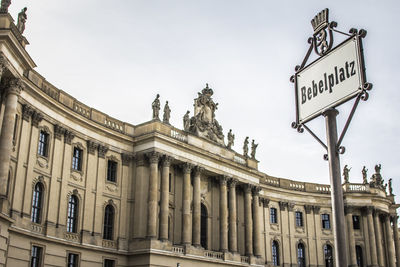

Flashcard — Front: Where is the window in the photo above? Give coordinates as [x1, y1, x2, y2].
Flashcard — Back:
[201, 203, 207, 248]
[31, 183, 43, 223]
[67, 195, 78, 233]
[104, 259, 115, 267]
[270, 208, 277, 224]
[297, 243, 305, 267]
[67, 253, 79, 267]
[353, 215, 360, 230]
[356, 245, 363, 267]
[30, 245, 42, 267]
[324, 244, 333, 267]
[107, 160, 117, 182]
[169, 173, 172, 192]
[295, 211, 303, 227]
[13, 114, 19, 145]
[103, 205, 114, 240]
[37, 131, 49, 157]
[272, 240, 279, 266]
[72, 147, 83, 171]
[321, 214, 330, 229]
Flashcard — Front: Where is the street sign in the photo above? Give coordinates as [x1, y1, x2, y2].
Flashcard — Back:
[295, 36, 365, 124]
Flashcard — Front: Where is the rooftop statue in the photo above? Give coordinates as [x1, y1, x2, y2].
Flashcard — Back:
[243, 137, 249, 158]
[343, 165, 350, 183]
[17, 7, 27, 34]
[362, 166, 368, 184]
[183, 110, 190, 131]
[163, 101, 171, 124]
[250, 139, 258, 159]
[152, 94, 160, 120]
[370, 164, 385, 190]
[0, 0, 11, 13]
[187, 84, 225, 145]
[388, 178, 393, 196]
[227, 129, 234, 149]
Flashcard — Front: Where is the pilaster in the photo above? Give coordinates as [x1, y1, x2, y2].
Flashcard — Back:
[228, 178, 238, 253]
[244, 184, 253, 256]
[160, 155, 172, 241]
[219, 176, 228, 252]
[192, 165, 203, 247]
[133, 154, 147, 239]
[146, 151, 160, 239]
[181, 162, 193, 245]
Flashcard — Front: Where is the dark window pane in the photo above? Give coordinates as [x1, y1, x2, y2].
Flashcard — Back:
[72, 148, 82, 171]
[67, 253, 79, 267]
[353, 215, 360, 230]
[295, 211, 303, 227]
[31, 183, 43, 223]
[104, 259, 115, 267]
[356, 245, 363, 267]
[107, 160, 117, 182]
[270, 208, 277, 224]
[67, 195, 78, 232]
[322, 214, 331, 229]
[103, 205, 114, 240]
[31, 246, 42, 267]
[298, 243, 305, 267]
[38, 131, 49, 157]
[272, 241, 279, 266]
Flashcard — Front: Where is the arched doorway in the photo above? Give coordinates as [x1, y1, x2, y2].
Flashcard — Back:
[201, 203, 207, 249]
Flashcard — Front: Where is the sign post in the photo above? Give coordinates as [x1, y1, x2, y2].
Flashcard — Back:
[291, 9, 372, 267]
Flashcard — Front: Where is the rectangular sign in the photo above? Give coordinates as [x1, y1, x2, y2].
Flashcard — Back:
[295, 36, 365, 124]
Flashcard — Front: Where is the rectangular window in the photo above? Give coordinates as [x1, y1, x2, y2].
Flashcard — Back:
[38, 131, 49, 157]
[353, 215, 360, 230]
[107, 160, 117, 182]
[321, 214, 330, 229]
[104, 259, 115, 267]
[67, 253, 79, 267]
[270, 207, 277, 224]
[12, 114, 19, 145]
[72, 147, 82, 171]
[169, 173, 172, 192]
[295, 211, 303, 227]
[31, 245, 42, 267]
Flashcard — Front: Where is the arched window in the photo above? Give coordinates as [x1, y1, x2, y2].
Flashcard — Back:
[356, 245, 364, 267]
[103, 204, 114, 240]
[297, 243, 305, 267]
[272, 240, 279, 266]
[201, 203, 207, 249]
[67, 195, 78, 233]
[324, 244, 333, 267]
[31, 183, 43, 223]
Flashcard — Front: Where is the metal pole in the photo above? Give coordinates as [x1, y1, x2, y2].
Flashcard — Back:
[323, 108, 348, 267]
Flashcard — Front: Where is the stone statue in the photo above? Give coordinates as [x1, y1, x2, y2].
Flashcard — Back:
[183, 110, 190, 131]
[370, 163, 384, 189]
[0, 0, 11, 13]
[163, 101, 171, 124]
[243, 137, 249, 157]
[388, 178, 393, 195]
[362, 166, 368, 184]
[251, 139, 258, 159]
[17, 7, 27, 34]
[375, 164, 381, 174]
[152, 94, 160, 120]
[227, 129, 234, 149]
[343, 165, 350, 183]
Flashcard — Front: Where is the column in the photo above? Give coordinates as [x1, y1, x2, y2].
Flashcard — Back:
[345, 206, 357, 267]
[181, 162, 193, 245]
[192, 166, 203, 247]
[384, 214, 396, 267]
[147, 151, 160, 239]
[392, 215, 400, 267]
[0, 78, 23, 201]
[252, 186, 262, 257]
[244, 184, 253, 256]
[366, 207, 379, 266]
[228, 178, 238, 253]
[133, 154, 146, 238]
[219, 176, 228, 252]
[374, 210, 385, 267]
[159, 155, 171, 241]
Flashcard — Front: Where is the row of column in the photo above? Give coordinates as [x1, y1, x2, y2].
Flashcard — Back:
[345, 206, 399, 267]
[142, 152, 262, 256]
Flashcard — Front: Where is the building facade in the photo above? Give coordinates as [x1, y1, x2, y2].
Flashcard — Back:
[0, 6, 399, 267]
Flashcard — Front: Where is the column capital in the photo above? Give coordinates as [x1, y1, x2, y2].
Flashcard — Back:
[135, 153, 146, 167]
[243, 183, 253, 193]
[288, 202, 295, 211]
[312, 205, 321, 214]
[54, 124, 66, 140]
[228, 178, 238, 188]
[64, 130, 75, 144]
[193, 165, 205, 176]
[260, 197, 269, 207]
[31, 111, 43, 127]
[98, 145, 108, 158]
[279, 201, 288, 211]
[22, 104, 34, 121]
[4, 78, 23, 96]
[219, 175, 228, 185]
[87, 140, 99, 155]
[122, 153, 134, 166]
[147, 151, 160, 164]
[162, 155, 172, 167]
[304, 205, 313, 214]
[252, 186, 261, 196]
[182, 162, 193, 174]
[0, 54, 9, 71]
[344, 205, 355, 215]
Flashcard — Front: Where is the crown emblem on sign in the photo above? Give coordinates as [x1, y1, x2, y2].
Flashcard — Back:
[311, 8, 329, 33]
[202, 83, 214, 97]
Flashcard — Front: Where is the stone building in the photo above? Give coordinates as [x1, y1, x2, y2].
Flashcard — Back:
[0, 5, 399, 267]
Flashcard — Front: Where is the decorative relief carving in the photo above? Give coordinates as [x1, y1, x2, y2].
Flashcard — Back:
[65, 232, 80, 242]
[105, 184, 118, 193]
[36, 157, 48, 169]
[31, 223, 43, 233]
[102, 239, 116, 248]
[98, 144, 108, 158]
[71, 173, 82, 182]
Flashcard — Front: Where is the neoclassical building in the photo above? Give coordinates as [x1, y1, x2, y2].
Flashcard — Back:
[0, 5, 399, 267]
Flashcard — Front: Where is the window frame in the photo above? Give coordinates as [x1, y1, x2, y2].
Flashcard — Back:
[352, 215, 361, 230]
[106, 160, 118, 183]
[67, 252, 80, 267]
[72, 147, 83, 171]
[30, 245, 44, 267]
[295, 211, 303, 227]
[104, 259, 116, 267]
[31, 182, 44, 224]
[67, 195, 79, 233]
[103, 204, 115, 240]
[297, 243, 306, 267]
[37, 130, 49, 158]
[272, 240, 280, 266]
[321, 213, 331, 229]
[270, 207, 278, 224]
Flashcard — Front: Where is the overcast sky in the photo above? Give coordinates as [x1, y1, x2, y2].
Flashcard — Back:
[9, 1, 400, 208]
